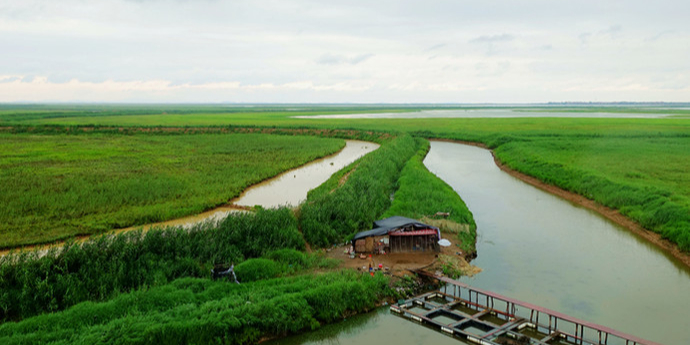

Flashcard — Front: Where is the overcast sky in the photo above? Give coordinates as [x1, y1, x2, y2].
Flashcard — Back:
[1, 0, 689, 103]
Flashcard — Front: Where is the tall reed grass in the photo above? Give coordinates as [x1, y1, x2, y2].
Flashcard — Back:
[0, 208, 303, 321]
[0, 271, 392, 345]
[382, 139, 477, 253]
[0, 133, 343, 247]
[299, 134, 419, 247]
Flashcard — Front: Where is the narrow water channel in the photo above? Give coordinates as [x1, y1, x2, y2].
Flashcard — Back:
[233, 140, 378, 208]
[424, 141, 690, 345]
[272, 141, 688, 345]
[0, 140, 379, 258]
[125, 140, 378, 231]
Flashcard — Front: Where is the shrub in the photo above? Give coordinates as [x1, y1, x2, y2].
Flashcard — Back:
[234, 259, 281, 282]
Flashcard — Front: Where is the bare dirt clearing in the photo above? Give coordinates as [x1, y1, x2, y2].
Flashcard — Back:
[325, 233, 481, 278]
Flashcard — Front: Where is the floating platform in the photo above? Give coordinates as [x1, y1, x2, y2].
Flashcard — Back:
[390, 272, 661, 345]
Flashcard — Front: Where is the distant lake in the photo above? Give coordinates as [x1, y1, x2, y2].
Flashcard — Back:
[293, 109, 671, 119]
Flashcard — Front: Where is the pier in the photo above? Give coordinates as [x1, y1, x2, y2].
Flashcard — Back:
[390, 272, 662, 345]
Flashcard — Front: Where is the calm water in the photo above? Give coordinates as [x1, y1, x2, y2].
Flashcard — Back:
[263, 307, 460, 345]
[293, 109, 670, 119]
[424, 141, 689, 345]
[133, 140, 377, 229]
[271, 141, 688, 345]
[233, 140, 378, 208]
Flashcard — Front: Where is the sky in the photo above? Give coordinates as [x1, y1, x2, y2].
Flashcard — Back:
[1, 0, 689, 103]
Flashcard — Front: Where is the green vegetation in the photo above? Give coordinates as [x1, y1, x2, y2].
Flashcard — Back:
[0, 133, 343, 247]
[2, 105, 689, 253]
[0, 208, 307, 321]
[382, 139, 477, 253]
[299, 134, 419, 247]
[0, 271, 392, 345]
[3, 105, 688, 252]
[0, 103, 425, 125]
[494, 137, 690, 251]
[1, 104, 690, 343]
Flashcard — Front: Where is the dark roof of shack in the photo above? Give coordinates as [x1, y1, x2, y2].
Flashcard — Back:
[373, 216, 421, 229]
[352, 216, 439, 243]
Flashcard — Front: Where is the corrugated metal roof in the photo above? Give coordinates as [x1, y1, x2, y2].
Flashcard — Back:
[389, 229, 438, 236]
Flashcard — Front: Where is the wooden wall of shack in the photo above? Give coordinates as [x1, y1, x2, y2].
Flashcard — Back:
[355, 235, 387, 253]
[355, 234, 438, 253]
[389, 234, 439, 253]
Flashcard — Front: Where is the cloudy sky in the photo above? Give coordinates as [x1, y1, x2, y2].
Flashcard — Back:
[1, 0, 689, 103]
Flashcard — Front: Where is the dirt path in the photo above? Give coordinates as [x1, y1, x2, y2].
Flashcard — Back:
[432, 139, 690, 269]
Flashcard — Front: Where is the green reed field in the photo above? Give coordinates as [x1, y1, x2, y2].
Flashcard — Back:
[0, 271, 392, 345]
[382, 139, 477, 254]
[0, 132, 344, 248]
[0, 133, 422, 341]
[3, 105, 688, 251]
[0, 133, 430, 330]
[1, 104, 688, 343]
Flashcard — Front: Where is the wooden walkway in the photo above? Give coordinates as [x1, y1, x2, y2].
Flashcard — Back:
[390, 271, 662, 345]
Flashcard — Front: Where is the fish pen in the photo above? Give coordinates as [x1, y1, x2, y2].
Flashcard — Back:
[390, 271, 662, 345]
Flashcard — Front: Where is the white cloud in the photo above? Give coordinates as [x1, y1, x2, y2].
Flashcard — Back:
[469, 34, 515, 44]
[1, 0, 689, 102]
[315, 53, 374, 65]
[0, 77, 375, 102]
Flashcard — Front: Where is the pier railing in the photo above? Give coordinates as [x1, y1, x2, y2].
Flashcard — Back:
[389, 271, 662, 345]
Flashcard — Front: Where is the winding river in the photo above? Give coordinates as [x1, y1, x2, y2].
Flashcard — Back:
[270, 141, 689, 345]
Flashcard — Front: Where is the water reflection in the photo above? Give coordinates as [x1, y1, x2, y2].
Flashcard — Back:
[424, 141, 690, 344]
[264, 307, 463, 345]
[233, 140, 378, 208]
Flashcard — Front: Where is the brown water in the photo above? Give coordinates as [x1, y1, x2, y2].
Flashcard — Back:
[271, 141, 688, 345]
[233, 140, 378, 208]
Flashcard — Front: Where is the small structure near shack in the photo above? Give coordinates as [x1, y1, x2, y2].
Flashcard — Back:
[352, 216, 441, 254]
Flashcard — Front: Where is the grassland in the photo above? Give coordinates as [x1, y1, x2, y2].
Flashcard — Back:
[299, 134, 419, 247]
[0, 271, 392, 345]
[382, 139, 476, 253]
[0, 208, 310, 320]
[494, 136, 690, 250]
[0, 103, 427, 125]
[0, 132, 344, 247]
[2, 104, 689, 343]
[2, 105, 689, 252]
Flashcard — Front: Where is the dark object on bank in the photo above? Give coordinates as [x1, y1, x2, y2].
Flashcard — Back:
[211, 263, 240, 283]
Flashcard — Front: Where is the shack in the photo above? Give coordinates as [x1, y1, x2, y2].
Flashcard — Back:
[352, 216, 441, 254]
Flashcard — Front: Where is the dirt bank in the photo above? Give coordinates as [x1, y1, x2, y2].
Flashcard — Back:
[431, 139, 690, 269]
[325, 233, 481, 278]
[492, 153, 690, 269]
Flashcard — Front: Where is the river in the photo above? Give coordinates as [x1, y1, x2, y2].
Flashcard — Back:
[292, 109, 671, 119]
[233, 140, 377, 208]
[270, 141, 689, 345]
